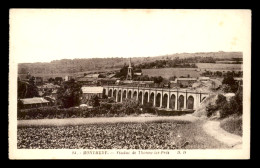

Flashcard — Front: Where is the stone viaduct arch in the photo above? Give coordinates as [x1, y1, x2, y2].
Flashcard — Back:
[122, 90, 127, 100]
[156, 93, 161, 107]
[128, 90, 132, 99]
[143, 92, 149, 105]
[178, 95, 185, 110]
[169, 94, 176, 110]
[103, 86, 209, 111]
[117, 90, 122, 102]
[150, 92, 155, 106]
[187, 95, 194, 109]
[108, 89, 112, 97]
[162, 93, 168, 108]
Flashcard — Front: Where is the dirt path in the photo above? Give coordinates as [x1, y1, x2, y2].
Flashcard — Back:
[203, 120, 242, 149]
[18, 114, 198, 127]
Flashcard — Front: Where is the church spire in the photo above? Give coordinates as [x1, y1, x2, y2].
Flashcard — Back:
[128, 57, 132, 68]
[126, 58, 133, 80]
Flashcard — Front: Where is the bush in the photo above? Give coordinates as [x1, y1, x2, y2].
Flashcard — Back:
[142, 102, 157, 114]
[219, 102, 233, 118]
[220, 115, 242, 136]
[206, 103, 218, 117]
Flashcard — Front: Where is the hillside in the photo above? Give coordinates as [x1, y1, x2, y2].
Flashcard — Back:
[18, 51, 242, 75]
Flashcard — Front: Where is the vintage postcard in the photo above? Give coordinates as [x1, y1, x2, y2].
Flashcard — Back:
[9, 9, 251, 159]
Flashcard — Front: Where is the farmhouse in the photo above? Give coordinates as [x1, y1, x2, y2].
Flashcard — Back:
[170, 78, 198, 88]
[19, 97, 50, 109]
[81, 86, 104, 104]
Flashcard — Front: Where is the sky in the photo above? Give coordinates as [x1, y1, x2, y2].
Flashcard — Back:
[9, 9, 251, 63]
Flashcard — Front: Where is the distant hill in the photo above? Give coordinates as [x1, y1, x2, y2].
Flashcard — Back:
[18, 51, 243, 76]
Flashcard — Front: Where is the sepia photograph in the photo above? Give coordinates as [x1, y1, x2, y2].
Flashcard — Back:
[9, 9, 251, 159]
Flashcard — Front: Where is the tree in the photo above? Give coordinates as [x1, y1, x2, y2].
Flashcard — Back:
[57, 79, 82, 108]
[153, 76, 163, 84]
[18, 80, 28, 99]
[169, 76, 177, 81]
[54, 77, 63, 85]
[115, 64, 129, 79]
[89, 95, 100, 107]
[120, 98, 141, 115]
[141, 102, 157, 114]
[222, 74, 238, 93]
[22, 76, 39, 98]
[215, 94, 228, 109]
[218, 87, 243, 118]
[48, 78, 54, 83]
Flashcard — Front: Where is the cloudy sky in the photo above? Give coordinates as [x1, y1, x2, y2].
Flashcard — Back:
[10, 9, 251, 63]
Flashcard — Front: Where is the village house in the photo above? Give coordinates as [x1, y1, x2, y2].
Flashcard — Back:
[19, 97, 50, 109]
[37, 83, 60, 92]
[76, 77, 98, 85]
[81, 86, 104, 104]
[85, 74, 102, 78]
[64, 75, 73, 81]
[176, 78, 197, 88]
[132, 81, 154, 87]
[100, 78, 117, 85]
[134, 72, 142, 76]
[51, 89, 58, 99]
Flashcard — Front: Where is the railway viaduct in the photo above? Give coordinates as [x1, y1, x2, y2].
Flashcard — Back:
[103, 85, 210, 111]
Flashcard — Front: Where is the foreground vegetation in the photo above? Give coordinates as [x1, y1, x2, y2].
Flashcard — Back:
[220, 115, 242, 136]
[18, 121, 186, 149]
[17, 120, 228, 149]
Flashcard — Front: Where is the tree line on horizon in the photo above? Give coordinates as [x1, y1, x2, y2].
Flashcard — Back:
[18, 52, 242, 75]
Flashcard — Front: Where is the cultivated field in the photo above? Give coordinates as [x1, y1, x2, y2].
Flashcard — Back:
[17, 119, 228, 149]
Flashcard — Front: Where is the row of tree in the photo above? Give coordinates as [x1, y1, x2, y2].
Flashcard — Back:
[201, 70, 243, 78]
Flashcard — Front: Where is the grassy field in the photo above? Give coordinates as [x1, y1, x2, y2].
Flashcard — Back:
[142, 68, 200, 79]
[30, 68, 120, 80]
[17, 119, 228, 149]
[142, 63, 242, 79]
[29, 63, 242, 80]
[196, 63, 242, 71]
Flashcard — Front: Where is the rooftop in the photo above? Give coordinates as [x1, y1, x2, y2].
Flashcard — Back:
[81, 86, 103, 94]
[77, 77, 97, 82]
[177, 78, 197, 81]
[20, 97, 49, 104]
[85, 74, 100, 78]
[107, 74, 116, 78]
